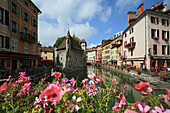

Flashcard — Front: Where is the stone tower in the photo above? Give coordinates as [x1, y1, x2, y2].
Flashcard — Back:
[65, 31, 71, 68]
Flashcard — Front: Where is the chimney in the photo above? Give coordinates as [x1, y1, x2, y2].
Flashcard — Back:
[137, 3, 144, 18]
[163, 4, 167, 12]
[128, 11, 136, 26]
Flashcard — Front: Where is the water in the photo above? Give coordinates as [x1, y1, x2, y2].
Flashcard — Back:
[55, 65, 166, 103]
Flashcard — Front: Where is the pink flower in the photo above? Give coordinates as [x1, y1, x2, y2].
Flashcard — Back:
[124, 109, 137, 113]
[134, 82, 150, 92]
[119, 92, 126, 105]
[62, 78, 68, 83]
[39, 84, 64, 102]
[69, 96, 81, 112]
[152, 103, 170, 113]
[141, 87, 153, 94]
[51, 72, 62, 78]
[138, 104, 150, 113]
[124, 85, 127, 89]
[69, 78, 76, 87]
[19, 72, 26, 77]
[88, 74, 95, 79]
[166, 89, 170, 96]
[0, 82, 7, 93]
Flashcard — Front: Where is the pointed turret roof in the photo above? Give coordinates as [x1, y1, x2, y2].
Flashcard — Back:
[66, 31, 71, 39]
[80, 39, 86, 43]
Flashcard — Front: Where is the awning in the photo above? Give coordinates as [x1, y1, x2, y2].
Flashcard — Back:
[41, 59, 52, 61]
[109, 59, 115, 62]
[95, 60, 101, 62]
[0, 51, 41, 60]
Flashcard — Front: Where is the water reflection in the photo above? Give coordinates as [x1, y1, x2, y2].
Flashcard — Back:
[87, 66, 142, 103]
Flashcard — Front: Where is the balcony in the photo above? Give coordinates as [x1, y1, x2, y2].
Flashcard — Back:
[111, 42, 122, 49]
[153, 37, 159, 40]
[20, 32, 36, 43]
[125, 42, 136, 49]
[121, 56, 127, 60]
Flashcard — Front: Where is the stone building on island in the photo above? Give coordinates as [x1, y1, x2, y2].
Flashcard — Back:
[54, 31, 87, 71]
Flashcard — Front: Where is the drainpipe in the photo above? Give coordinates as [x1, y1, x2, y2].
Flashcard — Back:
[146, 14, 150, 70]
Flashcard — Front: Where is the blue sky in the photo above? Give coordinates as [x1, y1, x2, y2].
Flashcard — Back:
[32, 0, 170, 48]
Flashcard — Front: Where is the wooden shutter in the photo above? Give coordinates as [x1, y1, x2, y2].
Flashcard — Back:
[8, 17, 12, 31]
[8, 0, 12, 11]
[168, 45, 169, 55]
[167, 31, 169, 39]
[17, 23, 20, 34]
[162, 45, 164, 55]
[22, 9, 24, 20]
[5, 10, 9, 26]
[162, 19, 164, 25]
[28, 14, 30, 23]
[157, 29, 159, 38]
[5, 37, 9, 49]
[167, 20, 169, 26]
[151, 16, 153, 23]
[151, 29, 153, 38]
[157, 17, 159, 24]
[17, 5, 20, 17]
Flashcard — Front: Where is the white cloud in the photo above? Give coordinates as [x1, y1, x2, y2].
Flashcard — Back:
[100, 7, 112, 22]
[115, 0, 142, 12]
[31, 0, 111, 46]
[87, 42, 101, 48]
[104, 28, 112, 33]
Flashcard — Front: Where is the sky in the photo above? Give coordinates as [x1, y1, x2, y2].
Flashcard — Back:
[32, 0, 170, 48]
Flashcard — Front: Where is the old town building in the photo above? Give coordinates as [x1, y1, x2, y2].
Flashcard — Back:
[86, 47, 96, 64]
[0, 0, 41, 70]
[40, 46, 54, 61]
[55, 31, 87, 70]
[123, 2, 170, 70]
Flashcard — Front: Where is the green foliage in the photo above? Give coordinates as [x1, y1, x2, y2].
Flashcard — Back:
[54, 36, 66, 48]
[72, 36, 80, 45]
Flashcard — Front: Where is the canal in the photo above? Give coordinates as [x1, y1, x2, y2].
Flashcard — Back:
[55, 65, 166, 103]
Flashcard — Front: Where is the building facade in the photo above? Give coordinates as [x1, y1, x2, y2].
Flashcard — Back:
[41, 46, 54, 61]
[86, 49, 96, 64]
[0, 0, 41, 70]
[123, 2, 170, 70]
[55, 31, 86, 70]
[102, 39, 113, 63]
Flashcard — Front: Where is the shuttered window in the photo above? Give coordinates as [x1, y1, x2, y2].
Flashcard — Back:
[153, 45, 157, 55]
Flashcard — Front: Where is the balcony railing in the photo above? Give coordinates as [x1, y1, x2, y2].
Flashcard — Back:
[20, 32, 36, 43]
[125, 42, 136, 49]
[153, 37, 159, 40]
[111, 42, 122, 48]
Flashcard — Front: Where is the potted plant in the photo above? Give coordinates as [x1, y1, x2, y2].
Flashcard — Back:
[160, 71, 170, 81]
[136, 68, 142, 75]
[120, 66, 123, 70]
[126, 66, 130, 72]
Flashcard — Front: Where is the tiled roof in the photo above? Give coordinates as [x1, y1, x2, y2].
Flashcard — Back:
[41, 47, 53, 52]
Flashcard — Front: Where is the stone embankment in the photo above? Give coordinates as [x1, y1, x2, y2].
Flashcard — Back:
[97, 64, 170, 90]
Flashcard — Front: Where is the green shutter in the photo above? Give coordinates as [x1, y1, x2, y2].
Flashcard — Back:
[21, 25, 24, 33]
[28, 14, 30, 23]
[17, 23, 20, 34]
[9, 17, 12, 31]
[17, 5, 20, 17]
[22, 9, 24, 20]
[31, 17, 33, 26]
[28, 29, 30, 34]
[8, 0, 12, 11]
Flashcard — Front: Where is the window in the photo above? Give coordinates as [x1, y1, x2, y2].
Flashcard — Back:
[24, 12, 28, 22]
[11, 38, 18, 52]
[25, 1, 28, 6]
[162, 30, 169, 40]
[124, 41, 127, 47]
[125, 33, 127, 37]
[162, 45, 169, 55]
[12, 20, 17, 33]
[0, 36, 9, 49]
[130, 37, 134, 42]
[0, 8, 3, 24]
[33, 44, 36, 55]
[153, 45, 157, 55]
[151, 16, 159, 24]
[151, 29, 159, 39]
[24, 43, 28, 54]
[12, 2, 17, 14]
[32, 18, 37, 27]
[44, 51, 47, 54]
[24, 27, 28, 34]
[162, 19, 169, 26]
[129, 28, 134, 34]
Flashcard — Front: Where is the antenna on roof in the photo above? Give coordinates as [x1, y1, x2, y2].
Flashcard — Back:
[68, 24, 70, 32]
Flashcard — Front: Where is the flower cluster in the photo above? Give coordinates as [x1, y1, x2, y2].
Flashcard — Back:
[0, 71, 169, 113]
[135, 68, 142, 75]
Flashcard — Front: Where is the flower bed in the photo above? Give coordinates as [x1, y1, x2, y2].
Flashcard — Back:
[0, 72, 169, 112]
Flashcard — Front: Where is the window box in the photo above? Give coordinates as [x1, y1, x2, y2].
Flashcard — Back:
[154, 37, 159, 40]
[164, 38, 169, 41]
